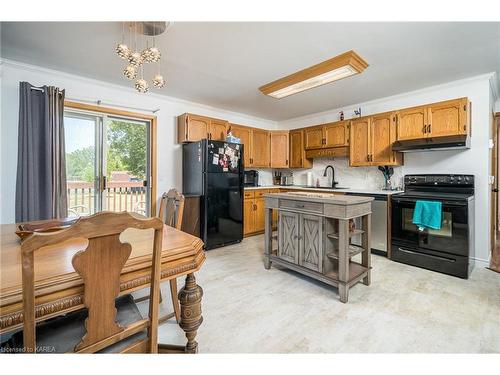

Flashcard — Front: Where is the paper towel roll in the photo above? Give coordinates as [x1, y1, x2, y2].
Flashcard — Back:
[306, 172, 313, 187]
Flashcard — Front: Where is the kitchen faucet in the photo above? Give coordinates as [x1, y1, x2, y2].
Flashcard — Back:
[323, 165, 338, 188]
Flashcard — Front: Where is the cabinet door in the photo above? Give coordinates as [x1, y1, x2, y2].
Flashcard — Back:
[349, 117, 371, 167]
[396, 106, 427, 140]
[324, 121, 349, 147]
[278, 211, 300, 264]
[299, 214, 323, 273]
[270, 131, 289, 168]
[427, 98, 468, 138]
[289, 130, 303, 168]
[184, 114, 209, 142]
[209, 119, 227, 140]
[254, 197, 266, 232]
[304, 126, 324, 149]
[243, 199, 255, 235]
[251, 129, 271, 168]
[230, 124, 252, 167]
[371, 112, 396, 165]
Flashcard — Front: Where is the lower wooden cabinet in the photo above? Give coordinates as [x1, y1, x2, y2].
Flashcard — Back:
[277, 211, 323, 273]
[244, 189, 278, 236]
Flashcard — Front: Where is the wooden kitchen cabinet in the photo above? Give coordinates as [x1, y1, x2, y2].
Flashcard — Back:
[298, 214, 323, 273]
[289, 129, 313, 168]
[209, 119, 228, 140]
[243, 199, 255, 235]
[270, 131, 289, 168]
[252, 129, 271, 168]
[254, 197, 266, 232]
[304, 126, 324, 149]
[177, 113, 227, 142]
[349, 117, 371, 166]
[426, 98, 469, 137]
[324, 121, 349, 148]
[396, 97, 470, 141]
[230, 124, 252, 167]
[304, 121, 349, 150]
[350, 112, 402, 167]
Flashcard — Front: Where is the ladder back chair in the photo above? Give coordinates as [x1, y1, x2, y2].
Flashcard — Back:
[158, 189, 185, 323]
[17, 211, 164, 353]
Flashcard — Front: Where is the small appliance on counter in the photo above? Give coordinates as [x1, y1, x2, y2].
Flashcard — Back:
[244, 170, 259, 187]
[275, 171, 293, 186]
[391, 174, 475, 278]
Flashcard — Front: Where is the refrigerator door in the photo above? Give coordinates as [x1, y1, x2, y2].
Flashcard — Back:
[204, 172, 243, 249]
[182, 140, 206, 196]
[206, 140, 243, 174]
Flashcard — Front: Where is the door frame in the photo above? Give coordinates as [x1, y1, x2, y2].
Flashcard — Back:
[64, 101, 158, 216]
[490, 112, 500, 272]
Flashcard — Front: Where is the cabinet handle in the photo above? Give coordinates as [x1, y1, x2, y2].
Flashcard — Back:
[286, 159, 288, 165]
[427, 124, 431, 134]
[422, 125, 427, 134]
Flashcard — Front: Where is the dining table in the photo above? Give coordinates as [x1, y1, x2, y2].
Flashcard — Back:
[0, 221, 205, 353]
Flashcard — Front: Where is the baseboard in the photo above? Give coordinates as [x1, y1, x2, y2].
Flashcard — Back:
[472, 257, 490, 268]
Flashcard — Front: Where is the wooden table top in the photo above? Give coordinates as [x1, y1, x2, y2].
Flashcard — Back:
[0, 223, 205, 332]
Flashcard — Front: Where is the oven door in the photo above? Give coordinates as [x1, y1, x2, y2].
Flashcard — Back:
[392, 197, 469, 256]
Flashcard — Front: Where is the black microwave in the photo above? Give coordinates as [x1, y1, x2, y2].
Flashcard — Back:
[244, 170, 259, 187]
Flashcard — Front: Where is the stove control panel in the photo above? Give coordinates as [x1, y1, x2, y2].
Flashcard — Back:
[404, 174, 474, 187]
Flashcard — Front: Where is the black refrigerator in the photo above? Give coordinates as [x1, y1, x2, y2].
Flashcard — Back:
[182, 140, 244, 249]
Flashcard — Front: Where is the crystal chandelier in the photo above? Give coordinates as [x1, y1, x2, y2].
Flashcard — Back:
[116, 22, 168, 93]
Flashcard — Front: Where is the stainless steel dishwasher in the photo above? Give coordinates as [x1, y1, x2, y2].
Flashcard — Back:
[347, 193, 388, 255]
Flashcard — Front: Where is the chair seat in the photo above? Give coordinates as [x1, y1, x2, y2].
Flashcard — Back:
[6, 294, 146, 353]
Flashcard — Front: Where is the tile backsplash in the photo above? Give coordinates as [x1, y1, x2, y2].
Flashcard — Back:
[250, 157, 403, 190]
[291, 157, 403, 190]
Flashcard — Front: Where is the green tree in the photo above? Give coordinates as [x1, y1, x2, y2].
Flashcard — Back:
[107, 120, 146, 180]
[66, 146, 95, 182]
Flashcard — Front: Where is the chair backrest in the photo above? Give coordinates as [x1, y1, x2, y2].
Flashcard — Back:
[158, 189, 185, 230]
[20, 211, 164, 353]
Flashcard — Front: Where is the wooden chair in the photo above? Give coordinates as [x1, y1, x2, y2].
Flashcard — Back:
[14, 211, 163, 353]
[157, 189, 185, 323]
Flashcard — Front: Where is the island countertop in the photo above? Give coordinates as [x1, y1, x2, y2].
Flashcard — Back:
[263, 191, 374, 205]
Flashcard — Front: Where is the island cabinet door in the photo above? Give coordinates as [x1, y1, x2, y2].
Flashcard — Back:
[278, 211, 300, 264]
[298, 214, 323, 273]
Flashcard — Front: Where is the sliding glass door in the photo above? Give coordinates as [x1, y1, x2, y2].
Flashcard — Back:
[64, 110, 151, 217]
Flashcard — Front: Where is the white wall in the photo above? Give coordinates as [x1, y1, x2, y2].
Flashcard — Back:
[0, 59, 277, 224]
[279, 74, 495, 265]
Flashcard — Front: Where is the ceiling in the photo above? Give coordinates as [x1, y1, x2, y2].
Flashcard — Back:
[1, 22, 499, 121]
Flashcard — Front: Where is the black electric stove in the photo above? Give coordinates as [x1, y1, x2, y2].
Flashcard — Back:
[391, 174, 475, 278]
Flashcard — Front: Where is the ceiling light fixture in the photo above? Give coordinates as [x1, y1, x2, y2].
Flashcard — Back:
[259, 50, 369, 99]
[115, 22, 169, 93]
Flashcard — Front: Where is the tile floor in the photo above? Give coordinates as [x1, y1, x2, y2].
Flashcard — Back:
[136, 234, 500, 353]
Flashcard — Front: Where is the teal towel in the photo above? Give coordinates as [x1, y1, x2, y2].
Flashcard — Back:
[412, 200, 442, 230]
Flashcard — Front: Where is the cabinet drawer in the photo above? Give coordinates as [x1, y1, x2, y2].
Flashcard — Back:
[244, 191, 255, 199]
[255, 189, 269, 198]
[279, 199, 323, 214]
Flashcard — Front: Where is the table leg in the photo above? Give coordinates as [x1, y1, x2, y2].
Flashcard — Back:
[178, 273, 203, 353]
[338, 219, 350, 303]
[362, 213, 372, 286]
[264, 207, 272, 270]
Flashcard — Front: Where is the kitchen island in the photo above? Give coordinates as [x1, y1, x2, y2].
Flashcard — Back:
[264, 191, 373, 303]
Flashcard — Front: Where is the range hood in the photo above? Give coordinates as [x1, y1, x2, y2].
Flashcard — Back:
[392, 135, 470, 152]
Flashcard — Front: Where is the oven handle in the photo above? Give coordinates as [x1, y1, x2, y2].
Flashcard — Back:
[392, 198, 467, 206]
[397, 247, 456, 263]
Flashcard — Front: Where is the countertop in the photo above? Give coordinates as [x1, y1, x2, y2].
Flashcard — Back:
[263, 191, 374, 205]
[244, 185, 403, 196]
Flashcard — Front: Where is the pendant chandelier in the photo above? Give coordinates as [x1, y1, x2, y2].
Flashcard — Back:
[116, 22, 168, 93]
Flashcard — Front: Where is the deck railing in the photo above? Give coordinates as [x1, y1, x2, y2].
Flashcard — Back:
[67, 181, 147, 216]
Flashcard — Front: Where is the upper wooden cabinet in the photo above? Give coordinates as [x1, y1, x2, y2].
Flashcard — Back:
[304, 126, 324, 149]
[229, 124, 252, 167]
[396, 98, 469, 141]
[270, 131, 289, 168]
[304, 121, 349, 150]
[324, 121, 349, 148]
[177, 113, 228, 143]
[252, 129, 271, 168]
[289, 130, 313, 168]
[350, 117, 371, 167]
[350, 113, 402, 167]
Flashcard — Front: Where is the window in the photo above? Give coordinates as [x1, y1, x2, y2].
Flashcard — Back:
[64, 102, 156, 217]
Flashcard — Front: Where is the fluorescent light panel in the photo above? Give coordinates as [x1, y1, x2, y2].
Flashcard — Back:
[259, 50, 368, 99]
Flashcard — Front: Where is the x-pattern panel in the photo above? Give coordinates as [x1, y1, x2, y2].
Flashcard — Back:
[303, 217, 319, 265]
[282, 215, 296, 257]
